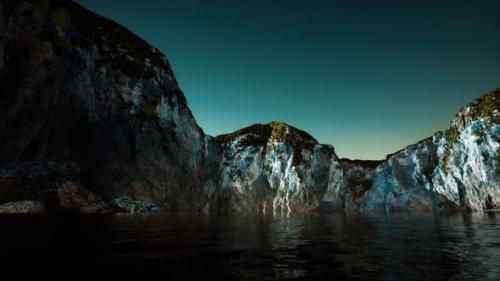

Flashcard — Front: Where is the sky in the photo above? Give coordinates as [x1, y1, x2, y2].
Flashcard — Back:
[76, 0, 499, 160]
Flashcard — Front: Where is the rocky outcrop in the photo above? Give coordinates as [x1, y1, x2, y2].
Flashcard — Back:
[362, 135, 453, 212]
[329, 159, 381, 212]
[0, 161, 80, 204]
[208, 122, 337, 212]
[362, 89, 499, 212]
[205, 122, 384, 213]
[436, 91, 499, 210]
[0, 200, 45, 214]
[57, 181, 108, 213]
[111, 196, 160, 213]
[0, 0, 207, 210]
[0, 161, 110, 213]
[208, 90, 498, 213]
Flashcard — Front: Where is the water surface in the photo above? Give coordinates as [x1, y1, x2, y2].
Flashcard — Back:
[1, 211, 499, 280]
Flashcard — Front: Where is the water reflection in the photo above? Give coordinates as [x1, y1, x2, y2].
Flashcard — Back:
[0, 211, 499, 280]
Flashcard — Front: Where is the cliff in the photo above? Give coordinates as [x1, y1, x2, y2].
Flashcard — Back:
[363, 89, 499, 212]
[0, 0, 497, 214]
[0, 0, 207, 211]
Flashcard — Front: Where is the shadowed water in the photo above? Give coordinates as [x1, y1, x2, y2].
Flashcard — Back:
[0, 211, 499, 280]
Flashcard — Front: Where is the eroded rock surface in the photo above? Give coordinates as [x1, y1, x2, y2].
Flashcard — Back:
[0, 0, 207, 210]
[111, 196, 160, 213]
[57, 181, 108, 213]
[0, 161, 109, 213]
[362, 90, 499, 211]
[206, 122, 381, 213]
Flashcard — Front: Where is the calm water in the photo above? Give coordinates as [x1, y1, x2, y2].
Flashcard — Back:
[0, 211, 499, 280]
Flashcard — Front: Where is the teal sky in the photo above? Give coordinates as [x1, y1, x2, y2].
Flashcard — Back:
[76, 0, 499, 160]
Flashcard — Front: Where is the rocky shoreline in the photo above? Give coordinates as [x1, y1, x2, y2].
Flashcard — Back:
[0, 161, 166, 214]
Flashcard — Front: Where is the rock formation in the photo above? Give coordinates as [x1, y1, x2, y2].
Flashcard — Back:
[0, 161, 109, 213]
[206, 122, 339, 212]
[363, 91, 499, 212]
[0, 0, 497, 214]
[0, 0, 207, 211]
[0, 200, 45, 214]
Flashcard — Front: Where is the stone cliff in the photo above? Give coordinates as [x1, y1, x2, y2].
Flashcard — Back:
[0, 0, 497, 213]
[0, 0, 207, 211]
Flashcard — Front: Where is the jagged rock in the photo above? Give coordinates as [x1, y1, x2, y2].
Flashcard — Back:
[57, 181, 108, 213]
[111, 196, 160, 213]
[208, 122, 384, 213]
[362, 135, 451, 212]
[0, 161, 109, 213]
[0, 0, 207, 210]
[210, 122, 340, 212]
[210, 90, 498, 213]
[362, 89, 499, 211]
[0, 200, 45, 214]
[330, 159, 381, 212]
[434, 89, 499, 210]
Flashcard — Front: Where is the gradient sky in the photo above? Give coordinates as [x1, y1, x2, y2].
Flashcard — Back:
[76, 0, 499, 159]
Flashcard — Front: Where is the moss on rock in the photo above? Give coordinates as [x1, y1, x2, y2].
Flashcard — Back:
[440, 89, 499, 174]
[215, 121, 318, 166]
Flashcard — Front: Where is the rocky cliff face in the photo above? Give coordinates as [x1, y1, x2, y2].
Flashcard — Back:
[362, 89, 499, 212]
[0, 0, 207, 210]
[0, 0, 497, 214]
[206, 122, 338, 212]
[205, 122, 385, 213]
[208, 90, 499, 213]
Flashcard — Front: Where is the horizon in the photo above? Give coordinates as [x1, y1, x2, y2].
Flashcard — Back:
[76, 0, 500, 159]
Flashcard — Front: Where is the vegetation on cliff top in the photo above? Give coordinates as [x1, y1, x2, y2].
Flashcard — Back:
[440, 88, 499, 174]
[215, 122, 318, 165]
[37, 0, 187, 106]
[459, 88, 500, 124]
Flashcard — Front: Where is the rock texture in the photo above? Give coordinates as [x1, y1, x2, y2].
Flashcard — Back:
[0, 200, 45, 214]
[0, 0, 207, 211]
[207, 122, 339, 212]
[363, 90, 499, 212]
[205, 122, 387, 213]
[0, 0, 497, 213]
[207, 90, 499, 213]
[57, 181, 108, 213]
[111, 196, 160, 213]
[0, 161, 109, 213]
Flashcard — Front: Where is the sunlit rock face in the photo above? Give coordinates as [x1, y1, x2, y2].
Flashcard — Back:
[211, 90, 499, 213]
[362, 135, 451, 212]
[434, 90, 499, 210]
[203, 122, 386, 214]
[363, 89, 499, 211]
[0, 0, 206, 210]
[208, 122, 338, 212]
